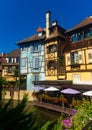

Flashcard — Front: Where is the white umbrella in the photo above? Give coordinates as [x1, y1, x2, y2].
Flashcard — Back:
[33, 86, 44, 91]
[60, 88, 80, 94]
[83, 90, 92, 96]
[44, 86, 59, 91]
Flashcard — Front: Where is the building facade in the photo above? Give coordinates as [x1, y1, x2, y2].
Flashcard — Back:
[2, 49, 19, 81]
[45, 11, 66, 81]
[65, 16, 92, 85]
[17, 11, 67, 90]
[17, 28, 45, 90]
[17, 12, 92, 90]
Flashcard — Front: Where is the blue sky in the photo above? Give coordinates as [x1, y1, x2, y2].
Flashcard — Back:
[0, 0, 92, 53]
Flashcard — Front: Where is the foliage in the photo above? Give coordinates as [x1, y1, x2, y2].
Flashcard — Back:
[60, 98, 92, 130]
[1, 92, 92, 130]
[13, 67, 19, 78]
[71, 98, 92, 130]
[0, 77, 7, 86]
[0, 93, 63, 130]
[53, 116, 63, 130]
[0, 94, 29, 129]
[0, 94, 47, 130]
[0, 77, 7, 99]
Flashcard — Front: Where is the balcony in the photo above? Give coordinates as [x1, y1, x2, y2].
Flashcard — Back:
[70, 37, 92, 50]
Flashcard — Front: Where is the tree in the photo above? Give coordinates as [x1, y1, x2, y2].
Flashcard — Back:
[13, 67, 19, 86]
[0, 77, 7, 100]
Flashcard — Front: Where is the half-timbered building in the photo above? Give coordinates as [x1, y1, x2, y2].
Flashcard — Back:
[65, 16, 92, 85]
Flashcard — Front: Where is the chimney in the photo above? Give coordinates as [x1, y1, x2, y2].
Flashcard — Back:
[2, 51, 5, 57]
[46, 11, 51, 38]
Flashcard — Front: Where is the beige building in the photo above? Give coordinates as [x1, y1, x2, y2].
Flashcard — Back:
[2, 49, 19, 81]
[65, 16, 92, 85]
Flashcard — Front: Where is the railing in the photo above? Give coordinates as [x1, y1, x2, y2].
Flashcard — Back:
[33, 101, 75, 115]
[70, 38, 92, 50]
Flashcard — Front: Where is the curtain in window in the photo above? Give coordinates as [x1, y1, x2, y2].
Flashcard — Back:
[66, 53, 71, 65]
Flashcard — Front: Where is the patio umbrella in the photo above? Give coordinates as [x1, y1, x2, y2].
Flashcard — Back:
[33, 86, 44, 91]
[60, 88, 80, 94]
[44, 86, 59, 91]
[83, 90, 92, 96]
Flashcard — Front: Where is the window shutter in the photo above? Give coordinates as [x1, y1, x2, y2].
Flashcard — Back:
[67, 53, 71, 65]
[78, 51, 83, 64]
[88, 49, 92, 63]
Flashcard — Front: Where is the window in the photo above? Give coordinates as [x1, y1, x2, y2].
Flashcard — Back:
[33, 58, 39, 69]
[37, 32, 42, 36]
[77, 32, 83, 40]
[88, 53, 92, 59]
[90, 28, 92, 36]
[16, 57, 19, 63]
[33, 43, 38, 51]
[71, 32, 83, 42]
[88, 49, 92, 63]
[21, 58, 27, 67]
[47, 44, 57, 53]
[6, 67, 12, 73]
[66, 54, 71, 65]
[34, 74, 39, 81]
[30, 46, 33, 52]
[71, 52, 78, 64]
[9, 58, 12, 63]
[12, 58, 15, 63]
[21, 46, 26, 51]
[84, 29, 91, 38]
[78, 51, 83, 64]
[71, 33, 77, 42]
[47, 60, 56, 69]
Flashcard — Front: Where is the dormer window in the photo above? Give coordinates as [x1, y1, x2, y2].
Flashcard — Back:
[9, 58, 12, 63]
[37, 32, 42, 37]
[36, 27, 43, 37]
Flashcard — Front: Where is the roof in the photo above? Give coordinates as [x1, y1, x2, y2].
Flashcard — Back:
[17, 33, 45, 45]
[66, 16, 92, 34]
[5, 48, 19, 58]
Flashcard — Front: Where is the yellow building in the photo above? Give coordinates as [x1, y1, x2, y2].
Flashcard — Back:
[2, 49, 19, 81]
[65, 16, 92, 84]
[45, 11, 66, 81]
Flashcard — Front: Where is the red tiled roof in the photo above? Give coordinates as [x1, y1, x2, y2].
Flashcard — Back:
[5, 48, 19, 58]
[66, 16, 92, 33]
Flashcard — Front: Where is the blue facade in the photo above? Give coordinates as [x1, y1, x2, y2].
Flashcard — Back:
[19, 40, 45, 90]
